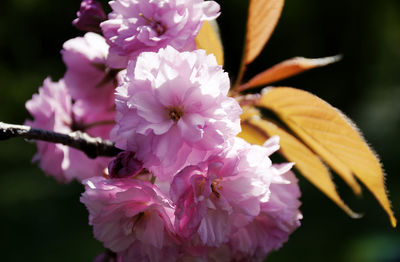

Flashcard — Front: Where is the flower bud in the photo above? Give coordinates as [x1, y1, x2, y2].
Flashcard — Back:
[108, 151, 143, 178]
[73, 0, 106, 33]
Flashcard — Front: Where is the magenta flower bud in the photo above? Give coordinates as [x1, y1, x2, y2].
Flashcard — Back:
[73, 0, 106, 33]
[108, 151, 143, 178]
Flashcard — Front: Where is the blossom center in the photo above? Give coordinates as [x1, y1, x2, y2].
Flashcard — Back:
[211, 179, 223, 199]
[167, 106, 184, 122]
[139, 13, 166, 36]
[131, 212, 145, 232]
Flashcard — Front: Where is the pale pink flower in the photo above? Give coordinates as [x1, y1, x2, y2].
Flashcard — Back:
[25, 78, 72, 181]
[227, 171, 302, 261]
[100, 0, 220, 68]
[226, 138, 302, 261]
[111, 46, 242, 180]
[170, 137, 274, 247]
[175, 138, 301, 261]
[81, 176, 179, 261]
[25, 78, 112, 182]
[62, 32, 116, 112]
[61, 32, 117, 140]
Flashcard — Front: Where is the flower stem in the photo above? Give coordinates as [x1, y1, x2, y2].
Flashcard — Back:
[0, 122, 121, 158]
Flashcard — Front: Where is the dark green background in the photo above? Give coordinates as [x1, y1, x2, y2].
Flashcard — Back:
[0, 0, 399, 261]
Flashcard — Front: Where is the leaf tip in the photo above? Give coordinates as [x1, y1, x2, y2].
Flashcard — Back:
[338, 201, 363, 220]
[390, 215, 397, 228]
[315, 54, 343, 65]
[349, 210, 363, 219]
[352, 183, 363, 196]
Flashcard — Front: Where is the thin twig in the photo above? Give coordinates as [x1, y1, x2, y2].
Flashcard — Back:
[0, 122, 121, 158]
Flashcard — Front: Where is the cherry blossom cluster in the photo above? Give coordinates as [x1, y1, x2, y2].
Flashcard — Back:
[25, 0, 302, 261]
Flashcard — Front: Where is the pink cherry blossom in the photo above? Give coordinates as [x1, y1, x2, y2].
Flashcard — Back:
[80, 176, 180, 262]
[61, 32, 118, 143]
[100, 0, 220, 68]
[223, 137, 301, 261]
[62, 32, 116, 112]
[170, 137, 275, 247]
[111, 46, 242, 180]
[171, 137, 301, 261]
[228, 171, 302, 261]
[25, 78, 72, 181]
[25, 78, 112, 182]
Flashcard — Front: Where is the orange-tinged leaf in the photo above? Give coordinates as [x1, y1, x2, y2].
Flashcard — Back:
[240, 55, 342, 92]
[257, 87, 397, 227]
[239, 115, 359, 218]
[245, 0, 284, 64]
[258, 88, 361, 194]
[195, 21, 224, 65]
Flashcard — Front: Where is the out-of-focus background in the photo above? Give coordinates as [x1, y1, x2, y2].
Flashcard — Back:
[0, 0, 399, 261]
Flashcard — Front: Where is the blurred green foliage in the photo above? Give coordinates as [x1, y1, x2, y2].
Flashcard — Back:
[0, 0, 399, 261]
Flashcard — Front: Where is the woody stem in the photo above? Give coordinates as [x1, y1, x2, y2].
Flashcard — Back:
[0, 122, 121, 158]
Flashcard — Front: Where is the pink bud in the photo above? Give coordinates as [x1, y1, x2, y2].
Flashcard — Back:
[73, 0, 106, 33]
[108, 151, 143, 178]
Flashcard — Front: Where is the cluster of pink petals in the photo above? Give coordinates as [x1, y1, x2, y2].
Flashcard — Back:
[81, 176, 180, 262]
[80, 137, 301, 261]
[25, 0, 303, 260]
[25, 78, 112, 182]
[26, 33, 118, 182]
[170, 137, 274, 247]
[111, 46, 242, 180]
[62, 32, 116, 112]
[62, 33, 117, 138]
[228, 171, 302, 261]
[101, 0, 220, 68]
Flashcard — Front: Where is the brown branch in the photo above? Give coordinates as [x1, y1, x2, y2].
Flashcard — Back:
[0, 122, 121, 158]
